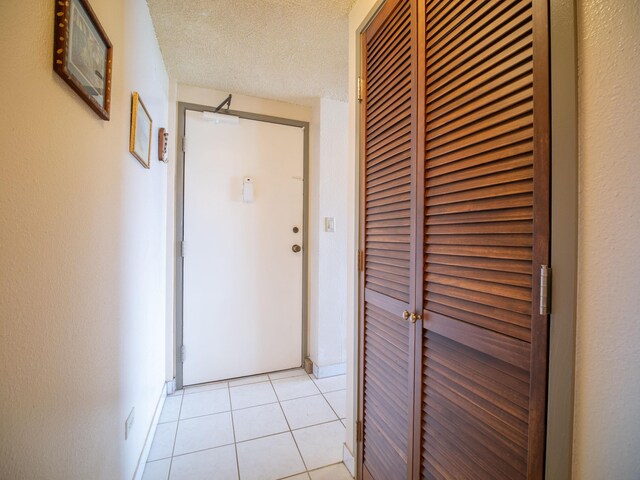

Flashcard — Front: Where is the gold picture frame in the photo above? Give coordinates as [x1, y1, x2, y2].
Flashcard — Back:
[53, 0, 113, 120]
[129, 92, 153, 169]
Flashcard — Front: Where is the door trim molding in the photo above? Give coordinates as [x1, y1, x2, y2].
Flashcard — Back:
[174, 101, 310, 389]
[352, 6, 387, 478]
[546, 0, 579, 477]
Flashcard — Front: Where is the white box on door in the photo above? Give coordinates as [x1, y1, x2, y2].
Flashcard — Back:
[243, 177, 254, 203]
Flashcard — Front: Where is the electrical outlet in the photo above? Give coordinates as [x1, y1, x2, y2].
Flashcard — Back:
[125, 407, 135, 440]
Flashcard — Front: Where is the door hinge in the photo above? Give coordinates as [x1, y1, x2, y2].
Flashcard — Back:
[358, 249, 365, 272]
[181, 136, 187, 153]
[179, 240, 185, 257]
[357, 77, 364, 102]
[356, 420, 363, 443]
[180, 345, 186, 363]
[539, 265, 551, 315]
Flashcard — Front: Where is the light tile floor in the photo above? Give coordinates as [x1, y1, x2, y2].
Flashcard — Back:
[143, 369, 352, 480]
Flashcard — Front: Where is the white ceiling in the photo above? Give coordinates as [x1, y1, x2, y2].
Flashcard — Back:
[147, 0, 357, 105]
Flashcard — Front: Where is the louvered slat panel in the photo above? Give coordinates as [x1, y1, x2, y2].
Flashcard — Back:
[364, 0, 414, 305]
[368, 155, 412, 181]
[367, 114, 411, 151]
[427, 154, 533, 186]
[424, 0, 533, 346]
[364, 304, 411, 480]
[360, 1, 416, 479]
[367, 0, 411, 57]
[422, 331, 529, 480]
[422, 0, 542, 478]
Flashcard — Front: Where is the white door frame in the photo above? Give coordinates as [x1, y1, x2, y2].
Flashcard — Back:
[174, 102, 310, 389]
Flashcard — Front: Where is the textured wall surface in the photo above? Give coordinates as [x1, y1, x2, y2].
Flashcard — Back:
[308, 98, 349, 372]
[147, 0, 357, 105]
[0, 0, 169, 478]
[574, 0, 640, 478]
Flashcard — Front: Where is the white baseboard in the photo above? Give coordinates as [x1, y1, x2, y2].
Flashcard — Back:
[132, 381, 169, 480]
[343, 443, 355, 477]
[312, 361, 347, 379]
[166, 378, 176, 396]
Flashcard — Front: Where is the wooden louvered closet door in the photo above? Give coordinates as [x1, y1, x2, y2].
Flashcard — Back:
[359, 0, 550, 479]
[358, 0, 419, 478]
[417, 0, 550, 479]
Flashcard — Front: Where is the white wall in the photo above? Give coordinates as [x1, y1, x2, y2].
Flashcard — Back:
[308, 98, 349, 376]
[0, 1, 169, 478]
[573, 1, 640, 478]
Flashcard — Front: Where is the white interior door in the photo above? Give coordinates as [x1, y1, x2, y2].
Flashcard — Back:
[182, 110, 304, 386]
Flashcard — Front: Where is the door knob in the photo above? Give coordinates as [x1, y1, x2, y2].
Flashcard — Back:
[292, 244, 302, 253]
[402, 311, 420, 323]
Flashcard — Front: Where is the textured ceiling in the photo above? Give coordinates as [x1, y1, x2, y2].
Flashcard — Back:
[147, 0, 357, 105]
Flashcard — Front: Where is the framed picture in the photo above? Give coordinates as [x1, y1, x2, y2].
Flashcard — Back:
[53, 0, 113, 120]
[129, 92, 153, 169]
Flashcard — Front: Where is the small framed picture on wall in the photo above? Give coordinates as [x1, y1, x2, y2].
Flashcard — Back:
[129, 92, 153, 169]
[53, 0, 113, 120]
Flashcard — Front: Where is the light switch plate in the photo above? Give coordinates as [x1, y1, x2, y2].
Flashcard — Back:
[324, 217, 335, 232]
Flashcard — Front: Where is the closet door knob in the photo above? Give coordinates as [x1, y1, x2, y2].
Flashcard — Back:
[402, 310, 411, 321]
[410, 313, 421, 323]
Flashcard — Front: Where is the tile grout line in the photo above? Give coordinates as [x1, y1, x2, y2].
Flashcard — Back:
[174, 381, 345, 421]
[182, 383, 228, 395]
[226, 385, 242, 480]
[166, 392, 184, 479]
[303, 374, 348, 476]
[269, 375, 311, 476]
[174, 407, 233, 422]
[167, 441, 235, 460]
[161, 399, 343, 458]
[306, 372, 346, 422]
[306, 461, 348, 478]
[232, 417, 347, 446]
[317, 385, 346, 422]
[152, 442, 345, 480]
[308, 372, 348, 393]
[148, 371, 346, 479]
[275, 391, 329, 406]
[310, 374, 348, 422]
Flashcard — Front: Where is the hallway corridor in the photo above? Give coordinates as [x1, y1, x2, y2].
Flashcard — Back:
[143, 369, 352, 480]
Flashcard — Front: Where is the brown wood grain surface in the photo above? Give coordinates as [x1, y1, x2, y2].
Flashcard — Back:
[419, 0, 550, 478]
[359, 0, 418, 478]
[358, 1, 550, 479]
